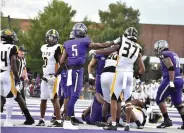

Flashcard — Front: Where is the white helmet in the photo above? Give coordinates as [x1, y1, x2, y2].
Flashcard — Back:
[154, 40, 168, 56]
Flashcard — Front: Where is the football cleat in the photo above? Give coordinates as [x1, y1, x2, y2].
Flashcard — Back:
[157, 119, 172, 128]
[36, 119, 45, 126]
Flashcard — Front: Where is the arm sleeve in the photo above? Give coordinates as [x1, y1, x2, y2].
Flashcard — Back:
[159, 52, 169, 60]
[85, 37, 92, 48]
[113, 35, 122, 45]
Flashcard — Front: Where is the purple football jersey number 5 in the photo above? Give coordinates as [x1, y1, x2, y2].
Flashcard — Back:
[72, 44, 78, 57]
[174, 56, 180, 68]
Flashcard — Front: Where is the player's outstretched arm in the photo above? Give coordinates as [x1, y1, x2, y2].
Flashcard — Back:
[162, 57, 175, 82]
[137, 53, 145, 74]
[89, 42, 115, 50]
[94, 45, 120, 55]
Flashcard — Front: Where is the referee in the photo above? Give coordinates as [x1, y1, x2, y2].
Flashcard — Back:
[17, 46, 29, 102]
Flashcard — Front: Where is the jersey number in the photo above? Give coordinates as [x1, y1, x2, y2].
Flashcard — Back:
[72, 44, 78, 57]
[43, 57, 48, 67]
[174, 56, 180, 68]
[107, 54, 118, 60]
[1, 51, 8, 67]
[121, 41, 138, 59]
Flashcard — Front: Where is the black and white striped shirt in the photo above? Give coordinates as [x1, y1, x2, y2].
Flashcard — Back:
[17, 57, 26, 78]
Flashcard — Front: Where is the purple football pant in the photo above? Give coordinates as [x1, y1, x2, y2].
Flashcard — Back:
[96, 74, 103, 95]
[59, 69, 68, 98]
[84, 98, 102, 125]
[156, 77, 183, 105]
[67, 68, 84, 117]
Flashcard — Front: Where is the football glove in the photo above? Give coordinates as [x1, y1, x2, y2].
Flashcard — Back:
[134, 71, 141, 79]
[48, 75, 56, 86]
[89, 50, 96, 56]
[169, 81, 176, 91]
[88, 74, 95, 85]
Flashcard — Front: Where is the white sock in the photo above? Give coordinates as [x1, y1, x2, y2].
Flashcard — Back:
[56, 120, 62, 123]
[125, 123, 130, 126]
[41, 118, 44, 121]
[6, 97, 14, 120]
[112, 122, 116, 126]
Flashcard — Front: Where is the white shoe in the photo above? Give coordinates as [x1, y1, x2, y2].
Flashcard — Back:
[4, 120, 14, 127]
[63, 120, 78, 130]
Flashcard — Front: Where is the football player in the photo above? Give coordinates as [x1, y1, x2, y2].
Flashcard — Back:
[81, 93, 105, 125]
[90, 27, 145, 131]
[54, 23, 119, 129]
[154, 40, 184, 129]
[95, 51, 121, 127]
[36, 29, 62, 127]
[88, 52, 106, 123]
[0, 29, 35, 126]
[119, 99, 146, 129]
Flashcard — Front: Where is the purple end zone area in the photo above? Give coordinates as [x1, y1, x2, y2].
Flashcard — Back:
[1, 127, 166, 133]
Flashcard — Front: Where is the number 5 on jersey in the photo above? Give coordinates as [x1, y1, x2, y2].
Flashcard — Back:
[72, 44, 78, 57]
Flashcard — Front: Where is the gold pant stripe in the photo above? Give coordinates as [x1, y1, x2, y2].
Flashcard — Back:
[110, 71, 117, 96]
[10, 72, 17, 96]
[53, 78, 58, 95]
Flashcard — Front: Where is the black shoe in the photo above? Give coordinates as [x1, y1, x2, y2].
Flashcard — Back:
[124, 125, 130, 131]
[50, 116, 56, 123]
[24, 117, 35, 125]
[177, 125, 184, 130]
[135, 120, 143, 129]
[71, 117, 83, 124]
[52, 121, 63, 127]
[95, 121, 108, 127]
[157, 119, 172, 128]
[36, 120, 45, 126]
[103, 124, 117, 130]
[137, 125, 144, 129]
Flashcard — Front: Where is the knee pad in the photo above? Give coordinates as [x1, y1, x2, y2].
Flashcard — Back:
[117, 97, 122, 103]
[6, 91, 14, 98]
[111, 93, 118, 101]
[175, 105, 184, 115]
[125, 96, 131, 103]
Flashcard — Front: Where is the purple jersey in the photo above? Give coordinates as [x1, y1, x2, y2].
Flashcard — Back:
[160, 51, 181, 79]
[94, 54, 106, 74]
[64, 37, 91, 66]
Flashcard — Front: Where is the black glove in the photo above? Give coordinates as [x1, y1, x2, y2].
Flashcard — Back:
[88, 78, 95, 86]
[134, 71, 141, 79]
[15, 78, 20, 86]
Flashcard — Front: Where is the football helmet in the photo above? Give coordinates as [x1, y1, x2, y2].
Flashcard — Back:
[69, 31, 75, 40]
[72, 23, 87, 38]
[45, 29, 59, 45]
[1, 29, 18, 44]
[154, 40, 168, 57]
[124, 27, 138, 41]
[149, 111, 162, 123]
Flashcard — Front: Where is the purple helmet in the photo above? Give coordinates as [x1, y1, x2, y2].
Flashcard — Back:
[69, 31, 75, 40]
[72, 23, 87, 38]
